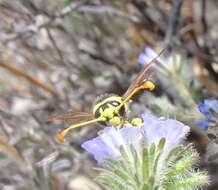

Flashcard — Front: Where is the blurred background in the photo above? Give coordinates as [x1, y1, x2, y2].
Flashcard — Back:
[0, 0, 218, 190]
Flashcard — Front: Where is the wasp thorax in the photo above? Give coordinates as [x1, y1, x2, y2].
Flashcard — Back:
[93, 94, 127, 126]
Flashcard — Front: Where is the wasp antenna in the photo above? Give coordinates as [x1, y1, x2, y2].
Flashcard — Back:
[55, 117, 106, 143]
[56, 131, 65, 143]
[120, 81, 155, 107]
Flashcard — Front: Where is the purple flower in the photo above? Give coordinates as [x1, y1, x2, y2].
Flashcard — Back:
[198, 99, 218, 119]
[193, 120, 213, 131]
[81, 113, 190, 163]
[194, 99, 218, 131]
[137, 47, 184, 77]
[138, 47, 159, 65]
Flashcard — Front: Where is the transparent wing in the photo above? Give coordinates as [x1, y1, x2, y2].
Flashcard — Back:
[122, 48, 165, 100]
[48, 111, 93, 122]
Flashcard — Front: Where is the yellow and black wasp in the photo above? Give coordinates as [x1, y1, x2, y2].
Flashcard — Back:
[49, 49, 165, 143]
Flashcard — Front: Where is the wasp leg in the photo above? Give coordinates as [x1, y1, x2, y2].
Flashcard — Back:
[130, 117, 143, 127]
[123, 120, 133, 127]
[56, 117, 106, 143]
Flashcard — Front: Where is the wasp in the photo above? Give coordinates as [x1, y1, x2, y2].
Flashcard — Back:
[49, 49, 165, 143]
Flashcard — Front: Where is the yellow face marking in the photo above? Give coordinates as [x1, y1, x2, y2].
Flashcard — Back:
[108, 116, 123, 126]
[101, 107, 114, 119]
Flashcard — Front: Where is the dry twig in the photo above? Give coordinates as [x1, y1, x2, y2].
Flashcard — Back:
[2, 1, 140, 42]
[164, 0, 183, 47]
[0, 59, 59, 97]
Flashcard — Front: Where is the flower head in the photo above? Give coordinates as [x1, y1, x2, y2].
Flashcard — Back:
[194, 99, 218, 131]
[81, 127, 142, 164]
[198, 99, 218, 119]
[81, 113, 190, 163]
[137, 47, 182, 76]
[138, 47, 159, 65]
[82, 113, 208, 190]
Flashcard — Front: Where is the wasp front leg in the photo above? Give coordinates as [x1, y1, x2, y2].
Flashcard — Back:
[99, 106, 124, 126]
[122, 117, 143, 127]
[130, 117, 143, 127]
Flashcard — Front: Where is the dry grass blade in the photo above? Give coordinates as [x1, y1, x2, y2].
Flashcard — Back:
[0, 137, 22, 161]
[0, 59, 59, 97]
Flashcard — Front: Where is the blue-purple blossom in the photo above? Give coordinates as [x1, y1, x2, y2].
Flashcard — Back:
[198, 99, 218, 118]
[81, 113, 190, 163]
[82, 127, 142, 164]
[194, 99, 218, 131]
[138, 47, 183, 76]
[138, 47, 159, 65]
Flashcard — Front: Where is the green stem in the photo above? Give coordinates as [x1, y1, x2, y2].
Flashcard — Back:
[170, 73, 204, 120]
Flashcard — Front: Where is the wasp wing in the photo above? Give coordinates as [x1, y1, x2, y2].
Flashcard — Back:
[122, 48, 165, 100]
[48, 111, 93, 122]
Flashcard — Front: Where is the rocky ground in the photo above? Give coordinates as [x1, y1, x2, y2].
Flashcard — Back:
[0, 1, 218, 190]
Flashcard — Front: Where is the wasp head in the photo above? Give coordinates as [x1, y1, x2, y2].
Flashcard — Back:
[93, 94, 128, 126]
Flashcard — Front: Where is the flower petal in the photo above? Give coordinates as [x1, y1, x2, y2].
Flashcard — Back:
[198, 99, 218, 119]
[194, 99, 218, 130]
[141, 113, 190, 149]
[81, 127, 142, 163]
[193, 120, 213, 131]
